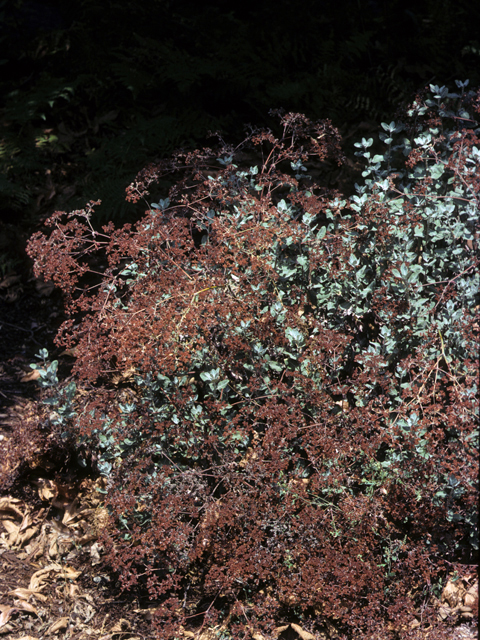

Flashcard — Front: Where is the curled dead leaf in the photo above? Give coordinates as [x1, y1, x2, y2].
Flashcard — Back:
[0, 497, 25, 519]
[442, 578, 461, 608]
[274, 623, 321, 640]
[437, 605, 451, 621]
[8, 587, 47, 602]
[464, 582, 478, 609]
[3, 517, 38, 548]
[47, 617, 69, 634]
[47, 531, 60, 559]
[275, 625, 289, 635]
[21, 369, 42, 383]
[68, 583, 80, 599]
[62, 497, 81, 526]
[62, 566, 82, 580]
[0, 606, 17, 629]
[290, 623, 316, 640]
[14, 600, 38, 615]
[29, 563, 63, 590]
[0, 516, 37, 549]
[30, 562, 81, 585]
[18, 526, 38, 546]
[2, 519, 19, 536]
[112, 366, 137, 386]
[36, 479, 57, 501]
[238, 446, 258, 468]
[24, 532, 47, 562]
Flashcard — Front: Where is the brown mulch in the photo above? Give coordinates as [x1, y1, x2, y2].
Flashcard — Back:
[0, 484, 155, 639]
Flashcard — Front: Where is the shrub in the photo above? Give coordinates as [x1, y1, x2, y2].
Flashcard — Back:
[0, 348, 78, 494]
[26, 84, 479, 639]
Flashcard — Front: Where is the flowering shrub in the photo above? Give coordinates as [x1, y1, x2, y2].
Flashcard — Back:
[25, 84, 479, 638]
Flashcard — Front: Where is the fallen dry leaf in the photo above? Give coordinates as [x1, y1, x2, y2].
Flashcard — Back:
[29, 562, 82, 590]
[20, 527, 39, 546]
[47, 531, 60, 559]
[274, 624, 315, 640]
[8, 587, 47, 602]
[464, 582, 478, 609]
[290, 623, 315, 640]
[14, 599, 38, 615]
[0, 605, 17, 628]
[21, 369, 42, 383]
[23, 527, 48, 562]
[68, 583, 80, 599]
[443, 578, 462, 608]
[61, 565, 82, 580]
[29, 563, 61, 590]
[62, 497, 81, 526]
[2, 519, 19, 536]
[18, 510, 34, 533]
[36, 479, 58, 501]
[59, 347, 78, 358]
[4, 521, 39, 548]
[47, 617, 69, 634]
[0, 497, 25, 519]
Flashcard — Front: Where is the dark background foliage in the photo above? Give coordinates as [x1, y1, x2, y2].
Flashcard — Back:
[1, 0, 479, 230]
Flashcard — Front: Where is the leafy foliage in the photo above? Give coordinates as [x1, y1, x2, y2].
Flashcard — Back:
[22, 84, 480, 638]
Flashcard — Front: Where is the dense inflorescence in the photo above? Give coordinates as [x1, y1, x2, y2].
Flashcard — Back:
[22, 84, 479, 639]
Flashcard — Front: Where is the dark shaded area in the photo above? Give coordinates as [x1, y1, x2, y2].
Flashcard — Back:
[0, 0, 479, 228]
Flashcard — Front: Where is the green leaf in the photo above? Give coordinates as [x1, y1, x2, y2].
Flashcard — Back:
[268, 361, 283, 372]
[430, 163, 445, 179]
